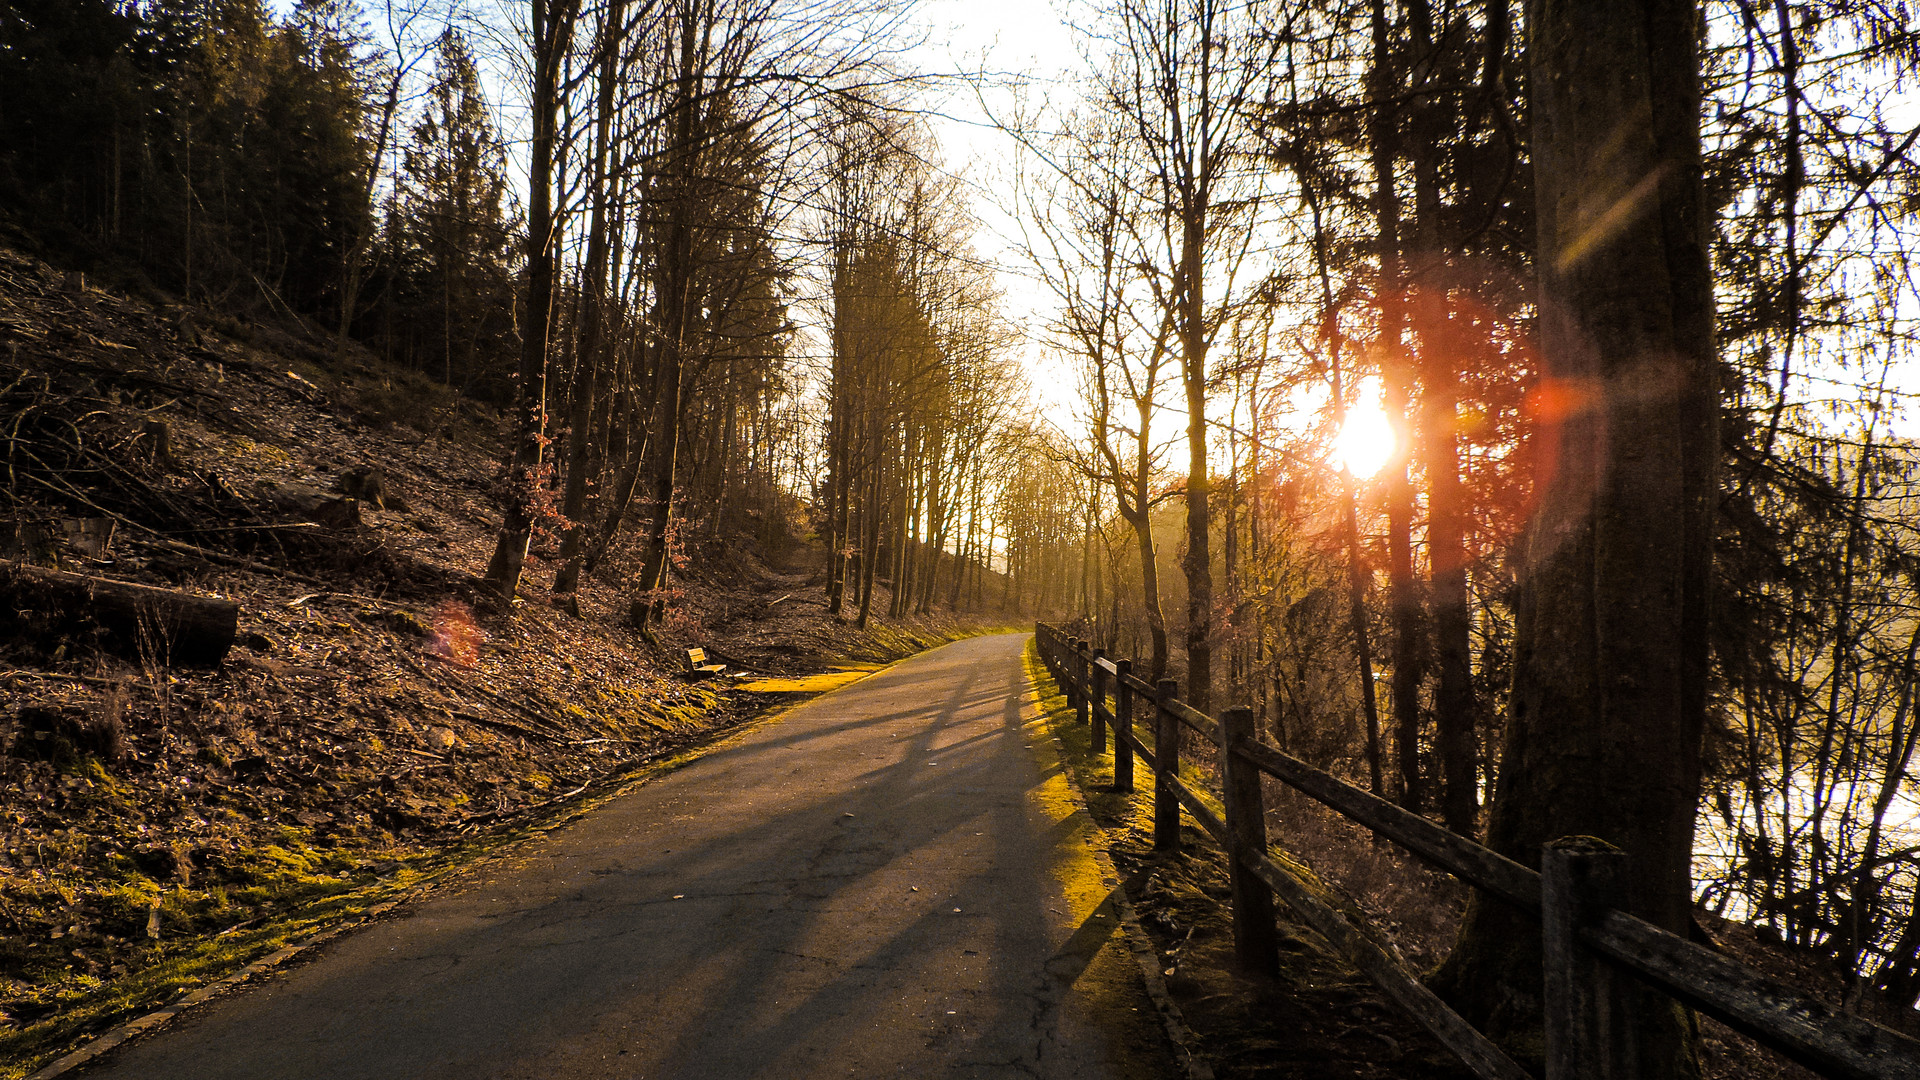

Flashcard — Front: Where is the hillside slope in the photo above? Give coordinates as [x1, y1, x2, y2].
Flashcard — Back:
[0, 245, 1005, 1070]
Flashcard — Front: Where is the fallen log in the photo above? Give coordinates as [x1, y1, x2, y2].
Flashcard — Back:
[267, 486, 363, 530]
[0, 561, 238, 666]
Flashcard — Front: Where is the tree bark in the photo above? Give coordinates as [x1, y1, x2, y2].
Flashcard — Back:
[484, 0, 570, 602]
[1428, 385, 1478, 835]
[632, 2, 702, 625]
[1437, 4, 1717, 1074]
[1371, 0, 1425, 814]
[1180, 251, 1213, 714]
[553, 0, 626, 596]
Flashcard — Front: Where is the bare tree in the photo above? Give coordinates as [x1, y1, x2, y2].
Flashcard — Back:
[1093, 0, 1264, 712]
[1018, 105, 1180, 680]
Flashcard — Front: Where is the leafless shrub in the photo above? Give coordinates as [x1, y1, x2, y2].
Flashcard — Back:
[1264, 783, 1469, 973]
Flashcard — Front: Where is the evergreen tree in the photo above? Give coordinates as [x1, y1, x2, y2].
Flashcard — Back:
[261, 0, 380, 317]
[381, 30, 518, 395]
[0, 0, 143, 245]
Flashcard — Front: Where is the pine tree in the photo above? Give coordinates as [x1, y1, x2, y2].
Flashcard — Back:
[384, 30, 518, 394]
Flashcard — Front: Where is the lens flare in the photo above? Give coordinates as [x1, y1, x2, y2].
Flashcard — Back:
[1336, 382, 1395, 479]
[428, 601, 483, 667]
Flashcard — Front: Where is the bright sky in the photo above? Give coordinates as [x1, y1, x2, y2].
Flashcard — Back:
[344, 0, 1918, 455]
[902, 0, 1090, 436]
[900, 0, 1920, 456]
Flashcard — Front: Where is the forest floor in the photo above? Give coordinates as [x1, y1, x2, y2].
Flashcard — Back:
[0, 243, 1011, 1076]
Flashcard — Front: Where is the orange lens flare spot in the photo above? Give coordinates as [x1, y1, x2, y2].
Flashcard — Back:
[427, 601, 483, 667]
[1524, 377, 1600, 425]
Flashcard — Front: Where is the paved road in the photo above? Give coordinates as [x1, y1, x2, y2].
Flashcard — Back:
[82, 633, 1179, 1080]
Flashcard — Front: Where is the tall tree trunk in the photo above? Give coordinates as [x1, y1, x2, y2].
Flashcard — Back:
[888, 439, 912, 619]
[1130, 504, 1170, 683]
[485, 0, 568, 602]
[555, 0, 626, 595]
[825, 246, 853, 616]
[827, 442, 851, 614]
[633, 347, 684, 623]
[1223, 391, 1240, 688]
[633, 3, 702, 626]
[1372, 0, 1425, 813]
[1344, 477, 1388, 797]
[1384, 391, 1423, 809]
[1180, 230, 1213, 714]
[1437, 5, 1717, 1073]
[1428, 385, 1477, 834]
[857, 457, 883, 628]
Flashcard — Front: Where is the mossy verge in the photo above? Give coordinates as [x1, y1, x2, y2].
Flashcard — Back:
[0, 676, 867, 1080]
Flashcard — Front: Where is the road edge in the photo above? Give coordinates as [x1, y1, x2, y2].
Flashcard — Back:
[22, 644, 951, 1080]
[1019, 636, 1217, 1080]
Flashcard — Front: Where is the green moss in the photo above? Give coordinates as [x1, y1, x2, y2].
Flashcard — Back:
[221, 435, 293, 472]
[97, 881, 162, 930]
[376, 610, 433, 638]
[0, 880, 407, 1078]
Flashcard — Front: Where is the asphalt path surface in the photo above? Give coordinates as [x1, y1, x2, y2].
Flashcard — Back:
[80, 632, 1179, 1079]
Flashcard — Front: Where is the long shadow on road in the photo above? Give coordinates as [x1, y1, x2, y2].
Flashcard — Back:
[78, 633, 1178, 1080]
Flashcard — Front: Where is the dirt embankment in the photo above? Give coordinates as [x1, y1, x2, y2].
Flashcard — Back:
[0, 244, 1008, 1073]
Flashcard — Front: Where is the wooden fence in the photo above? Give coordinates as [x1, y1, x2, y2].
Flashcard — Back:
[1034, 622, 1920, 1080]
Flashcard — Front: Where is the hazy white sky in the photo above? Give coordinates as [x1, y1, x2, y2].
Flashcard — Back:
[901, 0, 1090, 434]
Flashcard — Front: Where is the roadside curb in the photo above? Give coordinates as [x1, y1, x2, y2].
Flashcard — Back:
[1021, 638, 1216, 1080]
[24, 900, 405, 1080]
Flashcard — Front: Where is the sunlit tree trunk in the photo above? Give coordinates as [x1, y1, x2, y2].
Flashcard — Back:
[1371, 0, 1425, 813]
[485, 0, 573, 602]
[1427, 386, 1477, 834]
[633, 0, 705, 626]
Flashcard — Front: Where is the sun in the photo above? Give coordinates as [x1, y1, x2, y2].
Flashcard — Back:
[1335, 381, 1395, 479]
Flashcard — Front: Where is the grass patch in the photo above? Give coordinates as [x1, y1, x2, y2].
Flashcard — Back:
[0, 863, 431, 1079]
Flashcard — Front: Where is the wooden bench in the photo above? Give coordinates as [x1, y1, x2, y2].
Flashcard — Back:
[681, 647, 726, 679]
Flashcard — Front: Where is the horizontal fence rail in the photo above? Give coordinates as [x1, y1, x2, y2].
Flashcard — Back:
[1033, 623, 1920, 1080]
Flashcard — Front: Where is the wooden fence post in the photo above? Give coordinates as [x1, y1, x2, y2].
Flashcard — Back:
[1154, 678, 1181, 851]
[1075, 640, 1091, 725]
[1091, 649, 1109, 754]
[1113, 659, 1134, 793]
[1543, 836, 1637, 1080]
[1222, 706, 1280, 977]
[1064, 638, 1079, 706]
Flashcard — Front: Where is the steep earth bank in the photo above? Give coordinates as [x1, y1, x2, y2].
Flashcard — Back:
[0, 244, 1009, 1074]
